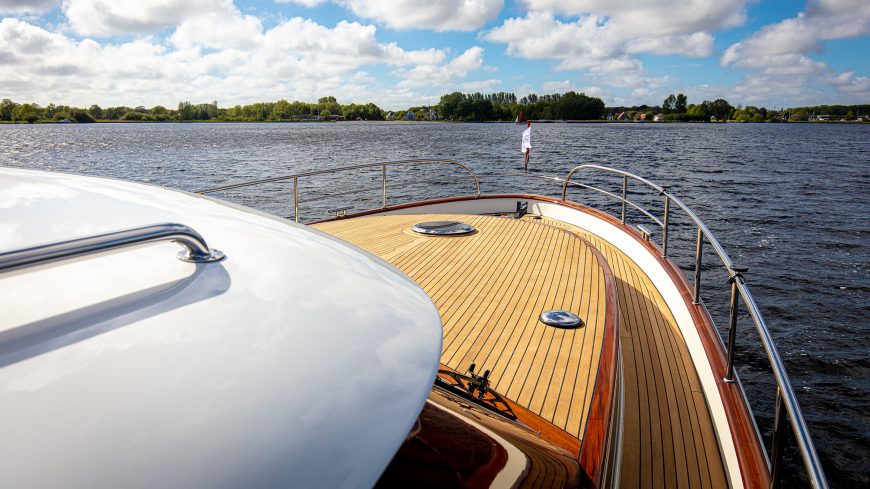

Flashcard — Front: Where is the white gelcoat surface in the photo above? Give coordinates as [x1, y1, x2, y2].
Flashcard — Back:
[0, 168, 443, 489]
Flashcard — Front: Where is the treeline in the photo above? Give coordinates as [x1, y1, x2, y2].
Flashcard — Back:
[435, 91, 605, 121]
[2, 93, 867, 124]
[0, 96, 385, 123]
[611, 94, 870, 122]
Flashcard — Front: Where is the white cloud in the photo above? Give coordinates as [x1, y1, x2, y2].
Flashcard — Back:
[457, 78, 501, 93]
[722, 1, 870, 72]
[398, 46, 485, 88]
[0, 15, 489, 109]
[61, 0, 233, 36]
[278, 0, 328, 6]
[823, 71, 870, 99]
[542, 80, 573, 92]
[170, 9, 263, 50]
[277, 0, 503, 31]
[721, 0, 870, 101]
[484, 1, 742, 89]
[523, 0, 749, 36]
[485, 12, 633, 73]
[576, 85, 608, 100]
[625, 32, 714, 57]
[0, 0, 59, 14]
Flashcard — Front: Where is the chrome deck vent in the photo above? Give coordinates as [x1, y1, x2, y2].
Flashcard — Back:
[412, 221, 476, 236]
[539, 310, 584, 329]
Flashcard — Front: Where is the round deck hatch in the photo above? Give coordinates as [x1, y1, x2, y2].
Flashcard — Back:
[412, 221, 476, 236]
[539, 310, 584, 329]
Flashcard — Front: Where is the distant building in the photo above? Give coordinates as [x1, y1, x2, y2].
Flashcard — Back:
[427, 110, 438, 121]
[815, 114, 832, 121]
[638, 113, 647, 121]
[404, 111, 416, 120]
[653, 113, 664, 122]
[615, 112, 630, 121]
[385, 111, 395, 120]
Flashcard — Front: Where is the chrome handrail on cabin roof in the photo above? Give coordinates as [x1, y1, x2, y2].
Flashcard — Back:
[197, 159, 481, 222]
[195, 160, 826, 488]
[0, 223, 225, 274]
[557, 165, 828, 489]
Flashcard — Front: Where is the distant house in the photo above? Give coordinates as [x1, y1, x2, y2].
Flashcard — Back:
[404, 111, 416, 120]
[653, 113, 664, 122]
[385, 111, 395, 120]
[637, 113, 647, 121]
[615, 112, 630, 121]
[815, 114, 832, 121]
[427, 110, 438, 121]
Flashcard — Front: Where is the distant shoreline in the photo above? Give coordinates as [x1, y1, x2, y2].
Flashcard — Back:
[2, 119, 868, 125]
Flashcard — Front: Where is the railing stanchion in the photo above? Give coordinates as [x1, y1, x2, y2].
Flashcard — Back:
[770, 387, 787, 489]
[724, 276, 739, 382]
[293, 176, 299, 223]
[693, 226, 703, 304]
[662, 194, 670, 257]
[620, 175, 628, 224]
[381, 164, 387, 208]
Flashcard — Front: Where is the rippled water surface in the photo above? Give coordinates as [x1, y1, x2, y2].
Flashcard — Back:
[1, 122, 868, 487]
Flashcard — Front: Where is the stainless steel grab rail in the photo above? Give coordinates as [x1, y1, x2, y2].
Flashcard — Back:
[559, 165, 828, 489]
[197, 159, 481, 222]
[0, 223, 225, 273]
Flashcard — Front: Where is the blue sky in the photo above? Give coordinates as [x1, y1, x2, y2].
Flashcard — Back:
[1, 0, 868, 109]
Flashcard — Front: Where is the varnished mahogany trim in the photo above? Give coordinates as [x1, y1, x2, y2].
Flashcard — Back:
[465, 426, 510, 489]
[576, 237, 620, 488]
[321, 193, 770, 488]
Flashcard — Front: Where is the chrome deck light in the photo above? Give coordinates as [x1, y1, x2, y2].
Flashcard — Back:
[539, 310, 584, 329]
[412, 221, 476, 236]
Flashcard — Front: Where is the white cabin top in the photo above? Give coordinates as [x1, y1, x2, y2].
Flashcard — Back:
[0, 168, 442, 489]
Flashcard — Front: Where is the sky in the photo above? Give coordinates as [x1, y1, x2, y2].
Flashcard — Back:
[0, 0, 868, 110]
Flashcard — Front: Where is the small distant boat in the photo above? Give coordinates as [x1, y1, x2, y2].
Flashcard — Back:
[515, 111, 525, 124]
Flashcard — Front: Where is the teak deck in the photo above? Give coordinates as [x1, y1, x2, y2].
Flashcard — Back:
[316, 214, 608, 440]
[315, 213, 728, 488]
[533, 216, 728, 489]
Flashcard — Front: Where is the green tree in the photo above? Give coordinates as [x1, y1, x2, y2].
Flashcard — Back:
[845, 111, 855, 120]
[0, 99, 17, 121]
[70, 109, 96, 123]
[177, 101, 193, 120]
[675, 94, 688, 113]
[88, 104, 103, 119]
[437, 92, 465, 120]
[663, 94, 676, 114]
[272, 99, 291, 120]
[12, 104, 39, 123]
[121, 111, 144, 121]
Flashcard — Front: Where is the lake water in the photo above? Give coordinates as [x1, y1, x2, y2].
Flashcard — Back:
[1, 121, 868, 487]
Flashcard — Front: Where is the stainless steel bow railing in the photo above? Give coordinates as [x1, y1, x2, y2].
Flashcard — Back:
[557, 165, 828, 489]
[197, 159, 480, 222]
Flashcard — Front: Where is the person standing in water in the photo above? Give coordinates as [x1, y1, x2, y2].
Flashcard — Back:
[521, 121, 531, 173]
